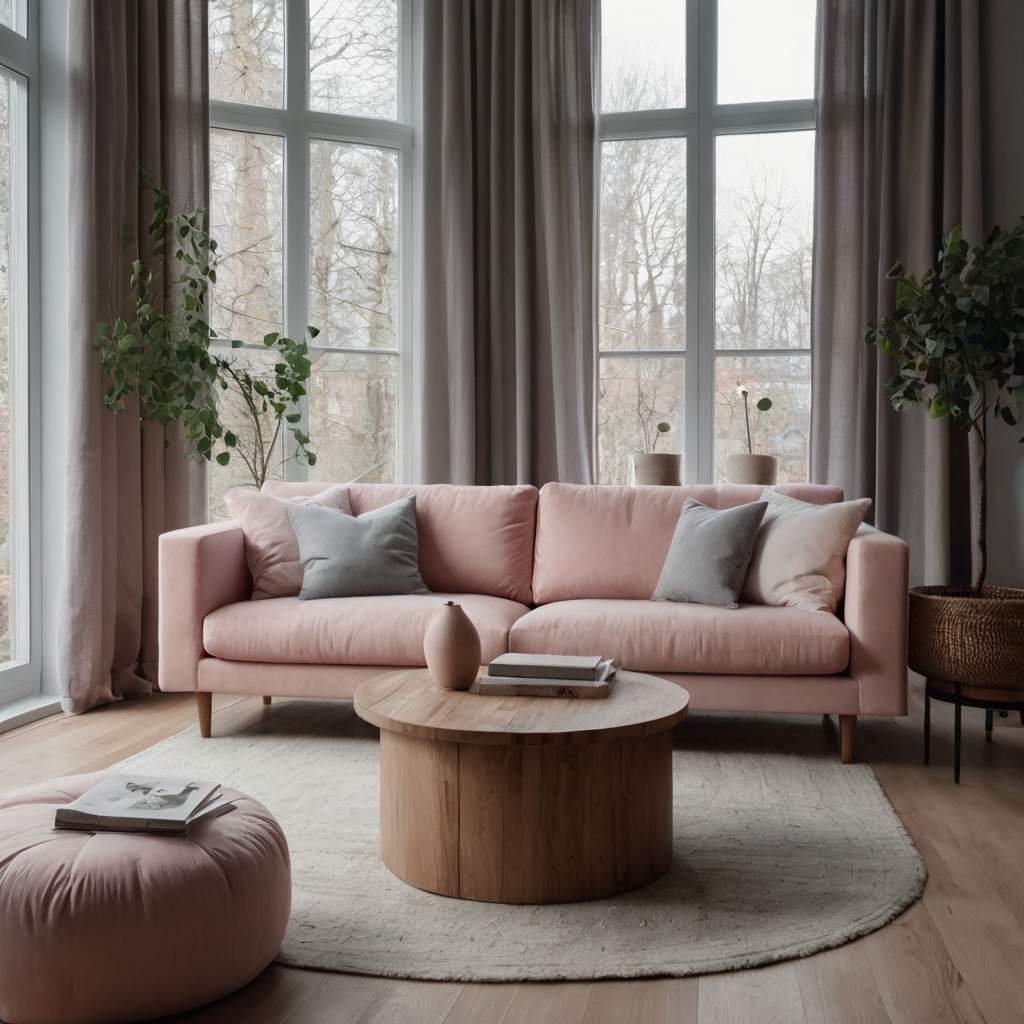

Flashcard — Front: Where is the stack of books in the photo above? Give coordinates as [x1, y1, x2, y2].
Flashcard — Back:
[473, 654, 616, 699]
[54, 775, 235, 836]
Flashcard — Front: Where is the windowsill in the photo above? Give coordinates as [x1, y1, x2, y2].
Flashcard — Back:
[0, 694, 63, 735]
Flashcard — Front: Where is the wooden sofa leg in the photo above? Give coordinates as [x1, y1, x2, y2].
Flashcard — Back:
[839, 714, 856, 764]
[197, 692, 212, 738]
[263, 695, 272, 706]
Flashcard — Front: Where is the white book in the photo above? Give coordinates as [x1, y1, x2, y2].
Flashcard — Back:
[54, 775, 231, 835]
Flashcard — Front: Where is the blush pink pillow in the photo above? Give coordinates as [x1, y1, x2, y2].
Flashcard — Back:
[740, 490, 872, 613]
[225, 485, 352, 600]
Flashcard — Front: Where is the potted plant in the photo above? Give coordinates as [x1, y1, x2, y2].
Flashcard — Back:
[631, 421, 681, 485]
[95, 176, 317, 487]
[865, 219, 1024, 688]
[726, 386, 778, 484]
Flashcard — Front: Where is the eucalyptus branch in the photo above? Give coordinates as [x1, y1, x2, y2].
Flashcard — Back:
[95, 172, 319, 491]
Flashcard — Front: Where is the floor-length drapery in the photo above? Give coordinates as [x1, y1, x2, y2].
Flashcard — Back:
[811, 0, 981, 586]
[421, 0, 597, 486]
[60, 0, 208, 713]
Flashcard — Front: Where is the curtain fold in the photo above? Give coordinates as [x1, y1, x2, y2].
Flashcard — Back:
[811, 0, 981, 586]
[60, 0, 209, 714]
[421, 0, 597, 486]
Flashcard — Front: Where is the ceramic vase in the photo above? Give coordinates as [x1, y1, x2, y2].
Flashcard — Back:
[631, 452, 682, 486]
[726, 453, 779, 486]
[423, 601, 481, 691]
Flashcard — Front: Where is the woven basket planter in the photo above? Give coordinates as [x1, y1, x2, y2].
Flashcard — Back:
[908, 585, 1024, 689]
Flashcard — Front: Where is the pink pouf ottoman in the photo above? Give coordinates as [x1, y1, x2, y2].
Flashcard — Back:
[0, 773, 291, 1024]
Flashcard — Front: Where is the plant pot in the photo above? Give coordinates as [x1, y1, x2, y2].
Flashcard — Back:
[423, 601, 481, 691]
[725, 453, 779, 486]
[908, 585, 1024, 688]
[631, 453, 681, 486]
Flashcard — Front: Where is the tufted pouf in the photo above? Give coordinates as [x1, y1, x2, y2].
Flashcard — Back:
[0, 773, 291, 1024]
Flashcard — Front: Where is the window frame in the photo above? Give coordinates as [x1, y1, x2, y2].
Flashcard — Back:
[597, 0, 814, 483]
[0, 6, 41, 704]
[208, 0, 419, 488]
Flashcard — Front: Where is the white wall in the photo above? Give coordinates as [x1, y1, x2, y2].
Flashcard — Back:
[982, 0, 1024, 588]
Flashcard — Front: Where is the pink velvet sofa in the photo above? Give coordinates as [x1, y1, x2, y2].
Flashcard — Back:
[159, 482, 909, 761]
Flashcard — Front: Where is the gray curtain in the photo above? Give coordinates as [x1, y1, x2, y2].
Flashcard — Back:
[60, 0, 209, 713]
[811, 0, 982, 586]
[421, 0, 597, 486]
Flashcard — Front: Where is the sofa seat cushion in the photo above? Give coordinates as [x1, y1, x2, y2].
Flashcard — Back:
[204, 593, 529, 666]
[508, 599, 850, 676]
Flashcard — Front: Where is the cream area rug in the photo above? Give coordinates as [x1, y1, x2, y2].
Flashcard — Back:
[111, 700, 925, 982]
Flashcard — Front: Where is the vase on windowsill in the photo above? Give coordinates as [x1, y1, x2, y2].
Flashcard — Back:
[725, 452, 778, 486]
[630, 453, 682, 486]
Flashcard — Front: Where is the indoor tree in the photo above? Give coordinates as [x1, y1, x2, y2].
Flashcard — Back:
[865, 219, 1024, 593]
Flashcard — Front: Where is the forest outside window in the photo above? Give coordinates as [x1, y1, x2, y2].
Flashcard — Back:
[207, 0, 411, 515]
[598, 0, 816, 484]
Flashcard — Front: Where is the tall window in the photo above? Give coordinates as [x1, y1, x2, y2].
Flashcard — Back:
[598, 0, 815, 483]
[208, 0, 413, 515]
[0, 7, 33, 700]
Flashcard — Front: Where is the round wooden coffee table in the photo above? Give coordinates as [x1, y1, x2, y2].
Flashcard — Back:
[354, 668, 689, 905]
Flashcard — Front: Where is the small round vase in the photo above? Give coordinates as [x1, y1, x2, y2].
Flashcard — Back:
[423, 601, 481, 691]
[631, 452, 682, 486]
[726, 453, 778, 485]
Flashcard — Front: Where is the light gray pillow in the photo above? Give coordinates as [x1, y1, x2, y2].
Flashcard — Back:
[286, 494, 429, 600]
[652, 498, 768, 608]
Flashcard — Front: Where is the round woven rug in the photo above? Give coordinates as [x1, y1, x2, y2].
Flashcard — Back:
[113, 701, 925, 982]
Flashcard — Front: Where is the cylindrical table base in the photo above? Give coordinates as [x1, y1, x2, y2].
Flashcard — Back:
[379, 728, 674, 904]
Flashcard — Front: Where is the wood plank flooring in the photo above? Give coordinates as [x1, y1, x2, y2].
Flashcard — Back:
[2, 679, 1023, 1024]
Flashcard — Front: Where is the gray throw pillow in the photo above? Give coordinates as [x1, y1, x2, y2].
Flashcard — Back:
[286, 494, 429, 600]
[652, 498, 768, 608]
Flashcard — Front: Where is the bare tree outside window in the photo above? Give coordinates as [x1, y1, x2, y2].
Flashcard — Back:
[209, 0, 284, 108]
[309, 0, 398, 119]
[308, 139, 399, 483]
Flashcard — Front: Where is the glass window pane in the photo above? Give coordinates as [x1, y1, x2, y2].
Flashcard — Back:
[0, 78, 13, 663]
[308, 352, 397, 484]
[310, 140, 399, 349]
[601, 0, 685, 112]
[0, 0, 21, 34]
[599, 138, 686, 352]
[718, 0, 815, 104]
[599, 356, 684, 484]
[208, 347, 288, 519]
[210, 128, 284, 344]
[309, 0, 399, 120]
[715, 131, 814, 351]
[209, 0, 285, 108]
[715, 354, 810, 483]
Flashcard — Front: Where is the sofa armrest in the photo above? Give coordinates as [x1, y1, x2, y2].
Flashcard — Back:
[844, 524, 909, 716]
[159, 521, 251, 692]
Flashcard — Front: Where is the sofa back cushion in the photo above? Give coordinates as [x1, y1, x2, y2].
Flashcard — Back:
[532, 483, 844, 604]
[262, 483, 538, 604]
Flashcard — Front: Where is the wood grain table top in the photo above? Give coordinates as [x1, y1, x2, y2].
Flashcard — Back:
[354, 668, 689, 746]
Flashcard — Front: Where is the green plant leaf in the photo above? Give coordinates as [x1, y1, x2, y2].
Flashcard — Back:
[215, 452, 231, 466]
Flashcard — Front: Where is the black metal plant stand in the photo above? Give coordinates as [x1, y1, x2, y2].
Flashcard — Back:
[924, 677, 1024, 783]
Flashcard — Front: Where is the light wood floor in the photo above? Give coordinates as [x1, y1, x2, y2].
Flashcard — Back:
[3, 679, 1023, 1024]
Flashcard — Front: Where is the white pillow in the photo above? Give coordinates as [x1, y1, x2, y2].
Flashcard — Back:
[739, 490, 872, 613]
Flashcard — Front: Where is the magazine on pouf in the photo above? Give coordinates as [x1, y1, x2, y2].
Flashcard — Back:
[55, 775, 233, 835]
